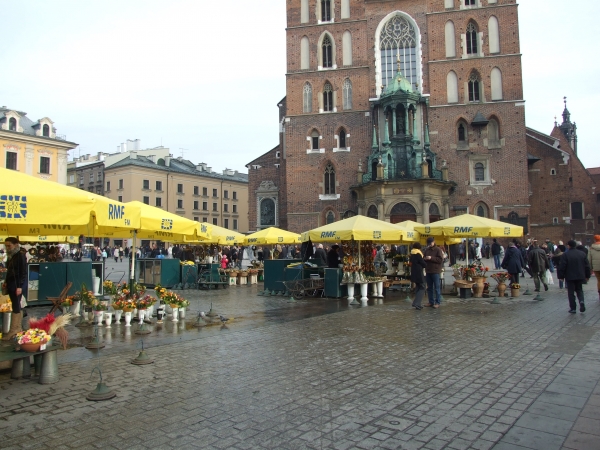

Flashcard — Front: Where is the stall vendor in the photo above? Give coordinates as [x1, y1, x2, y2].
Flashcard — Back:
[327, 245, 341, 268]
[2, 237, 27, 341]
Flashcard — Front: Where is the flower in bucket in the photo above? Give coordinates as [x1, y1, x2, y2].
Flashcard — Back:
[161, 290, 183, 308]
[154, 284, 167, 299]
[62, 297, 74, 307]
[103, 280, 117, 296]
[179, 298, 190, 309]
[136, 294, 155, 310]
[113, 296, 136, 311]
[511, 283, 521, 289]
[16, 328, 49, 345]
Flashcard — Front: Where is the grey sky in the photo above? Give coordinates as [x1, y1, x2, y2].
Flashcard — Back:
[1, 1, 597, 173]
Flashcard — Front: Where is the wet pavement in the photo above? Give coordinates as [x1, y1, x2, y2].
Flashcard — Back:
[0, 258, 599, 450]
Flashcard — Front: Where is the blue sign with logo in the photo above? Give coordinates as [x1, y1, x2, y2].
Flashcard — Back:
[0, 195, 27, 219]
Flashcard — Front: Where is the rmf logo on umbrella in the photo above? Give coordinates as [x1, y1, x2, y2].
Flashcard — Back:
[161, 219, 173, 230]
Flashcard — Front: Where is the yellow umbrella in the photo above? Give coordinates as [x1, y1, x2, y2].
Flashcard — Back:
[0, 167, 141, 236]
[7, 235, 79, 244]
[184, 224, 244, 245]
[244, 227, 301, 245]
[301, 215, 417, 243]
[394, 220, 460, 245]
[414, 214, 523, 238]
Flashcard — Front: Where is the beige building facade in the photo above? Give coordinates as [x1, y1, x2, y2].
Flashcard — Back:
[103, 154, 249, 235]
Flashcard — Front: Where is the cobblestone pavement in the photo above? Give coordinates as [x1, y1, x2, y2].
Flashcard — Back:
[1, 260, 599, 450]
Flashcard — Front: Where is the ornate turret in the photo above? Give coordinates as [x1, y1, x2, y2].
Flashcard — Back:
[559, 96, 578, 154]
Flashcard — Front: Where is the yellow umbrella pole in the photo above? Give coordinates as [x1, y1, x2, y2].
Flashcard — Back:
[129, 231, 137, 292]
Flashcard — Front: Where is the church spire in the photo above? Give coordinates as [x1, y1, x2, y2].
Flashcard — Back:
[371, 124, 378, 150]
[561, 96, 571, 124]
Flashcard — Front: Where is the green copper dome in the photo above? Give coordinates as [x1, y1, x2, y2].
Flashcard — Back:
[382, 68, 412, 97]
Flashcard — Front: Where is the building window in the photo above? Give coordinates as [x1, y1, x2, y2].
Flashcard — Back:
[322, 35, 333, 68]
[260, 198, 276, 226]
[69, 174, 75, 184]
[143, 179, 149, 190]
[474, 163, 485, 181]
[429, 203, 442, 222]
[487, 118, 500, 148]
[42, 124, 50, 137]
[193, 201, 199, 210]
[303, 82, 312, 113]
[118, 179, 124, 189]
[321, 0, 331, 22]
[96, 186, 102, 194]
[212, 218, 218, 225]
[445, 21, 456, 58]
[143, 196, 150, 205]
[156, 197, 162, 207]
[475, 203, 487, 217]
[40, 157, 50, 174]
[118, 195, 123, 202]
[6, 152, 17, 170]
[89, 173, 94, 183]
[224, 204, 229, 212]
[550, 169, 557, 175]
[490, 67, 503, 100]
[233, 204, 237, 213]
[342, 78, 352, 110]
[224, 190, 229, 199]
[326, 211, 335, 224]
[342, 31, 352, 65]
[571, 202, 583, 220]
[233, 219, 238, 230]
[194, 186, 199, 195]
[466, 22, 478, 55]
[203, 187, 208, 196]
[224, 218, 229, 229]
[233, 191, 237, 200]
[213, 203, 218, 211]
[324, 164, 336, 195]
[379, 14, 418, 90]
[203, 202, 208, 211]
[367, 205, 378, 219]
[193, 217, 199, 222]
[177, 183, 183, 194]
[177, 199, 183, 209]
[465, 0, 476, 6]
[488, 16, 500, 53]
[553, 217, 559, 224]
[203, 217, 208, 223]
[458, 123, 467, 143]
[97, 172, 102, 181]
[213, 188, 218, 197]
[339, 128, 347, 149]
[106, 181, 111, 191]
[8, 117, 17, 131]
[311, 130, 320, 150]
[468, 72, 480, 102]
[156, 180, 162, 191]
[323, 83, 333, 112]
[447, 71, 458, 103]
[88, 187, 94, 193]
[301, 36, 309, 69]
[79, 175, 84, 185]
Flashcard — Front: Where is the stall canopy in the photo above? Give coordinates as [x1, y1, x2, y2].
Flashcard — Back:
[0, 167, 141, 237]
[1, 235, 79, 244]
[244, 227, 301, 246]
[301, 215, 417, 243]
[394, 220, 460, 245]
[413, 214, 523, 239]
[184, 224, 244, 245]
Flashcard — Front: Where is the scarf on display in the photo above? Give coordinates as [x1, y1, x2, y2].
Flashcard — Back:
[410, 249, 424, 257]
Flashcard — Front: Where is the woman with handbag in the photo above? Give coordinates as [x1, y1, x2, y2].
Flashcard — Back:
[410, 242, 428, 310]
[2, 237, 27, 340]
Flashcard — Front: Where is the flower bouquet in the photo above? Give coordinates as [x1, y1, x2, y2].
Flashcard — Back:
[103, 280, 117, 296]
[16, 328, 50, 351]
[511, 283, 521, 289]
[113, 297, 136, 312]
[61, 297, 74, 308]
[136, 294, 155, 310]
[178, 298, 190, 309]
[490, 272, 511, 284]
[161, 290, 183, 308]
[26, 313, 74, 349]
[74, 284, 97, 307]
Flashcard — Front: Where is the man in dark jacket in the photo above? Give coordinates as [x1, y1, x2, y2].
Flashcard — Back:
[558, 240, 591, 313]
[501, 242, 525, 284]
[410, 242, 427, 310]
[423, 237, 444, 308]
[2, 237, 27, 340]
[491, 239, 501, 270]
[527, 240, 549, 292]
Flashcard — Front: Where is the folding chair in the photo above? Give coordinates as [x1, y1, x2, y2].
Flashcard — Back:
[48, 282, 73, 315]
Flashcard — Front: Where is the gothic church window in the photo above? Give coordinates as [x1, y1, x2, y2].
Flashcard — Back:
[379, 15, 417, 90]
[339, 128, 347, 148]
[301, 0, 309, 23]
[301, 36, 310, 69]
[321, 0, 332, 22]
[466, 22, 478, 55]
[468, 71, 481, 102]
[311, 130, 320, 150]
[491, 67, 503, 100]
[447, 71, 458, 103]
[487, 118, 500, 146]
[326, 211, 335, 224]
[341, 0, 350, 19]
[474, 162, 485, 181]
[322, 35, 333, 68]
[303, 83, 313, 113]
[458, 122, 467, 143]
[260, 198, 276, 226]
[323, 83, 333, 112]
[445, 21, 456, 58]
[324, 164, 336, 195]
[475, 203, 487, 217]
[342, 78, 352, 110]
[488, 16, 500, 54]
[343, 31, 352, 65]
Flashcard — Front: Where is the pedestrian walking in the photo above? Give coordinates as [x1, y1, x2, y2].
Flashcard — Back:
[1, 237, 27, 341]
[501, 241, 525, 285]
[459, 241, 465, 261]
[587, 234, 600, 301]
[527, 240, 549, 292]
[558, 240, 591, 313]
[101, 248, 107, 263]
[552, 249, 565, 289]
[410, 242, 427, 310]
[113, 247, 119, 263]
[491, 238, 502, 270]
[423, 237, 444, 308]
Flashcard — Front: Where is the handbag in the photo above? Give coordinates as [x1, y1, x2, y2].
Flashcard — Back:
[545, 269, 554, 285]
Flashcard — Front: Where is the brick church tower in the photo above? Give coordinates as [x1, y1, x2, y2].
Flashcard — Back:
[248, 0, 530, 233]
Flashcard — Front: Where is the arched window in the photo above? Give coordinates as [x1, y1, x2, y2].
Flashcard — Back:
[429, 203, 441, 222]
[8, 117, 17, 131]
[550, 168, 556, 175]
[301, 36, 310, 69]
[339, 128, 347, 148]
[468, 71, 481, 102]
[475, 203, 487, 218]
[260, 198, 276, 226]
[458, 122, 467, 143]
[321, 0, 332, 22]
[311, 130, 320, 150]
[447, 71, 458, 103]
[474, 162, 485, 181]
[322, 35, 333, 68]
[396, 104, 405, 134]
[324, 164, 336, 194]
[301, 0, 309, 23]
[323, 82, 333, 112]
[367, 205, 378, 219]
[303, 82, 313, 113]
[390, 202, 417, 223]
[42, 124, 50, 137]
[488, 16, 500, 53]
[343, 31, 352, 66]
[466, 22, 478, 55]
[379, 15, 418, 90]
[342, 78, 352, 110]
[341, 0, 350, 19]
[445, 21, 456, 58]
[487, 118, 499, 144]
[490, 67, 503, 100]
[326, 211, 335, 224]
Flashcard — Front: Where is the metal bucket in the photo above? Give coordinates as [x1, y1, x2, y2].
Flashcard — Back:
[2, 312, 11, 334]
[39, 350, 59, 384]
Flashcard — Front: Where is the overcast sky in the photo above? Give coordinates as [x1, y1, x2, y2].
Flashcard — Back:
[1, 1, 598, 173]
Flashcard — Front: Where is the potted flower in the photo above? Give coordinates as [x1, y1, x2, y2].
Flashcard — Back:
[16, 328, 50, 352]
[161, 290, 183, 322]
[179, 298, 190, 319]
[510, 283, 521, 297]
[491, 272, 511, 297]
[61, 297, 74, 313]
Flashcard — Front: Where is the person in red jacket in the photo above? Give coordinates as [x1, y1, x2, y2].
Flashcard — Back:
[423, 236, 445, 308]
